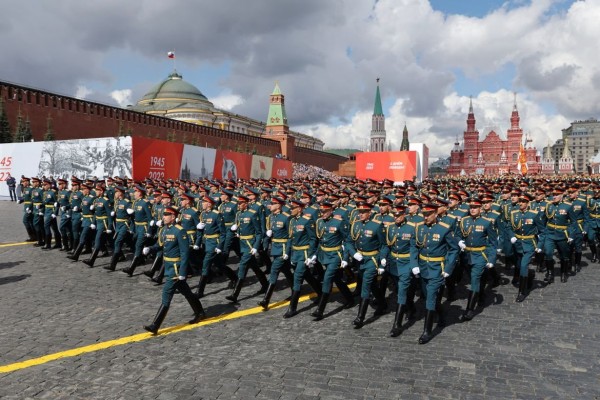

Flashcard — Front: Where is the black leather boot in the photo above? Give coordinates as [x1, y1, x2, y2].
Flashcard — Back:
[353, 298, 369, 329]
[152, 264, 165, 285]
[335, 276, 355, 309]
[195, 275, 209, 299]
[575, 252, 582, 273]
[590, 242, 598, 263]
[225, 279, 244, 303]
[352, 272, 363, 297]
[535, 252, 545, 272]
[41, 235, 52, 250]
[103, 253, 119, 271]
[82, 248, 100, 267]
[460, 290, 477, 322]
[418, 310, 435, 344]
[122, 256, 141, 276]
[544, 260, 554, 284]
[389, 304, 406, 337]
[284, 290, 301, 318]
[311, 292, 330, 320]
[303, 270, 322, 296]
[258, 283, 276, 310]
[560, 260, 568, 283]
[250, 263, 268, 293]
[188, 297, 206, 324]
[67, 243, 84, 262]
[144, 255, 162, 278]
[516, 276, 528, 302]
[143, 305, 169, 335]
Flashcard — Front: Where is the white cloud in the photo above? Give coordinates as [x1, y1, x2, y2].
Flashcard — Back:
[212, 93, 244, 111]
[75, 85, 93, 100]
[110, 89, 132, 107]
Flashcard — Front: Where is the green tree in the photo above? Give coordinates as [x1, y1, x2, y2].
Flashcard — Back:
[43, 114, 55, 141]
[0, 97, 12, 143]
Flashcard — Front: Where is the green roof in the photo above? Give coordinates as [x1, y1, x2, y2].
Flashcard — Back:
[139, 72, 212, 105]
[373, 84, 383, 116]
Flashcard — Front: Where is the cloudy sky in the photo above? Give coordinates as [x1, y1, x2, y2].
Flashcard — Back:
[1, 0, 598, 160]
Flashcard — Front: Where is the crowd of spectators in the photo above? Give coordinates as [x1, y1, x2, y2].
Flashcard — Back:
[293, 163, 339, 181]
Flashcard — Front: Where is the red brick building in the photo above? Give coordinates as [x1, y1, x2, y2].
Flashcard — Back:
[448, 97, 540, 175]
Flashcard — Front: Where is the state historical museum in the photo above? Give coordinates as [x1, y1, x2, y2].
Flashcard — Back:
[447, 97, 540, 175]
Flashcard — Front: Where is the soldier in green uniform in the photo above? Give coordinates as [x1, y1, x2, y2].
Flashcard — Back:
[142, 206, 205, 335]
[56, 178, 72, 252]
[507, 193, 545, 302]
[218, 189, 241, 277]
[122, 185, 153, 276]
[18, 177, 37, 242]
[82, 183, 113, 267]
[457, 198, 498, 321]
[410, 203, 459, 344]
[41, 178, 61, 250]
[587, 186, 600, 262]
[30, 177, 46, 247]
[567, 185, 589, 273]
[68, 183, 96, 261]
[225, 195, 269, 302]
[104, 186, 132, 271]
[347, 201, 387, 328]
[311, 202, 354, 321]
[258, 195, 294, 310]
[283, 199, 321, 318]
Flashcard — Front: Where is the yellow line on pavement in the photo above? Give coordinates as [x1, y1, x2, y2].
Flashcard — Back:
[0, 283, 356, 374]
[0, 241, 30, 248]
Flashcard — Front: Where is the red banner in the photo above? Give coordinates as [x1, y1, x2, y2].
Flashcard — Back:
[272, 158, 293, 179]
[213, 150, 252, 180]
[132, 137, 184, 180]
[355, 151, 417, 181]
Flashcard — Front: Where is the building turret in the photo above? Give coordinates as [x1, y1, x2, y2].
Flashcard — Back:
[400, 123, 409, 151]
[558, 137, 574, 174]
[370, 78, 386, 152]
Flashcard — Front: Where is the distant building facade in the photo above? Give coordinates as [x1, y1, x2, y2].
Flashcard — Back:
[542, 118, 600, 174]
[447, 96, 540, 175]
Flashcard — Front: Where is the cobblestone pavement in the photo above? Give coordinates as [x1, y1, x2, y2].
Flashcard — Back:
[0, 201, 599, 399]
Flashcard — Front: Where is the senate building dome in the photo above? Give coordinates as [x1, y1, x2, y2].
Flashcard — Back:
[128, 70, 324, 151]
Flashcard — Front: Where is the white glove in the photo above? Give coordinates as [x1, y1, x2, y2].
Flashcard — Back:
[142, 247, 150, 255]
[567, 238, 573, 244]
[353, 252, 363, 262]
[197, 222, 205, 230]
[582, 231, 587, 235]
[282, 253, 289, 260]
[66, 214, 71, 219]
[178, 276, 186, 281]
[215, 248, 222, 254]
[150, 220, 155, 226]
[412, 267, 420, 276]
[54, 202, 58, 208]
[266, 229, 273, 237]
[458, 240, 466, 250]
[156, 220, 162, 227]
[230, 224, 238, 232]
[535, 248, 542, 253]
[106, 229, 113, 234]
[442, 272, 450, 278]
[341, 260, 348, 268]
[73, 206, 79, 212]
[305, 255, 317, 266]
[60, 206, 66, 212]
[126, 208, 134, 214]
[510, 237, 517, 244]
[26, 207, 30, 212]
[193, 245, 200, 250]
[380, 258, 387, 267]
[51, 213, 56, 219]
[250, 248, 257, 255]
[90, 205, 94, 210]
[377, 268, 385, 275]
[90, 224, 96, 230]
[110, 211, 115, 216]
[486, 263, 494, 269]
[145, 233, 151, 238]
[497, 248, 502, 254]
[27, 209, 32, 214]
[38, 211, 43, 216]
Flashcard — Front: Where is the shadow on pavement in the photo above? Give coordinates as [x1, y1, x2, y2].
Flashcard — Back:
[0, 274, 30, 285]
[0, 261, 25, 270]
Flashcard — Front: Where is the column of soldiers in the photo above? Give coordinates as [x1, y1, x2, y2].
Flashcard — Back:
[15, 174, 600, 343]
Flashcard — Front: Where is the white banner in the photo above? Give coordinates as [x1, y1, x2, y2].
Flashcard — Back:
[180, 145, 216, 180]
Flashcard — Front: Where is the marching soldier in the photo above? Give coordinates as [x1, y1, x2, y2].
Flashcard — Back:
[105, 186, 132, 271]
[410, 203, 459, 344]
[142, 205, 205, 335]
[144, 191, 172, 283]
[122, 185, 153, 276]
[567, 185, 589, 273]
[68, 178, 83, 254]
[218, 188, 241, 279]
[41, 178, 61, 250]
[82, 183, 113, 267]
[30, 177, 45, 247]
[68, 183, 96, 262]
[587, 186, 600, 262]
[18, 177, 37, 242]
[56, 178, 72, 252]
[507, 193, 545, 302]
[311, 202, 354, 321]
[258, 195, 294, 310]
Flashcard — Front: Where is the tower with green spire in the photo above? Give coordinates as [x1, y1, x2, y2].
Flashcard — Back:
[400, 123, 409, 151]
[370, 78, 386, 152]
[266, 82, 289, 136]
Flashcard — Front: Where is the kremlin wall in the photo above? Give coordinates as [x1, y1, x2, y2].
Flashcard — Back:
[0, 77, 347, 172]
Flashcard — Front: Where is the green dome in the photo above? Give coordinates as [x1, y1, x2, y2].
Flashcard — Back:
[138, 71, 213, 105]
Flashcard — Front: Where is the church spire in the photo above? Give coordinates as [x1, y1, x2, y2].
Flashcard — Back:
[466, 95, 476, 132]
[370, 78, 386, 152]
[562, 137, 572, 159]
[400, 123, 409, 151]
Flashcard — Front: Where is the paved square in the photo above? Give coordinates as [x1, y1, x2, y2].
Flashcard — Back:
[0, 201, 599, 399]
